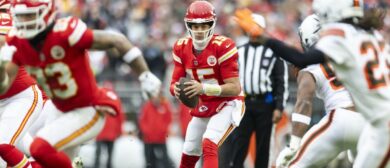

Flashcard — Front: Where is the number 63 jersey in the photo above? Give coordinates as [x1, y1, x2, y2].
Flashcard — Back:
[6, 17, 117, 113]
[170, 35, 244, 118]
[315, 23, 390, 122]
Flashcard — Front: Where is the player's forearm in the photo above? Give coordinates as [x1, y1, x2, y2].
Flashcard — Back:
[291, 99, 312, 138]
[265, 38, 326, 68]
[219, 82, 241, 97]
[128, 56, 150, 76]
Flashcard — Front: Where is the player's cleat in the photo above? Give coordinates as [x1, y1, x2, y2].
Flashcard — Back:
[72, 157, 83, 168]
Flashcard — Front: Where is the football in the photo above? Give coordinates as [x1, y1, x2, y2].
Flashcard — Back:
[178, 78, 199, 108]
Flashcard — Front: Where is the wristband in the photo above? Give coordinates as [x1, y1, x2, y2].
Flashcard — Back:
[123, 47, 142, 63]
[292, 113, 311, 125]
[202, 84, 222, 96]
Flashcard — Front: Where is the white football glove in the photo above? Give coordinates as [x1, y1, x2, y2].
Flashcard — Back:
[276, 135, 301, 168]
[276, 146, 298, 167]
[139, 71, 161, 99]
[0, 44, 17, 62]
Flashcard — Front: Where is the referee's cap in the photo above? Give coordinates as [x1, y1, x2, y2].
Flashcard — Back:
[251, 13, 266, 28]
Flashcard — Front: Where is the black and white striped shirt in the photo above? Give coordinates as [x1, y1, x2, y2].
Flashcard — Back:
[238, 42, 289, 110]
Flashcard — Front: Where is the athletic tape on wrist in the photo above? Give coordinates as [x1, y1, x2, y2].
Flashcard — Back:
[202, 84, 222, 96]
[292, 113, 311, 125]
[123, 47, 142, 63]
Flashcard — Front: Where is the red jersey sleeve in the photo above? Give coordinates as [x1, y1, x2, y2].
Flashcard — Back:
[217, 37, 239, 79]
[169, 40, 187, 96]
[63, 17, 94, 49]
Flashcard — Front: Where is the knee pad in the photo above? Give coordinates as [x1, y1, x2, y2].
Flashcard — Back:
[182, 140, 202, 156]
[30, 137, 56, 159]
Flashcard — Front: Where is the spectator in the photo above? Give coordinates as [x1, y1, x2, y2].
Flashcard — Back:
[139, 93, 174, 168]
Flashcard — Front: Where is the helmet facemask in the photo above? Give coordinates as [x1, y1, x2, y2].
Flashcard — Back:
[11, 2, 56, 39]
[185, 20, 216, 50]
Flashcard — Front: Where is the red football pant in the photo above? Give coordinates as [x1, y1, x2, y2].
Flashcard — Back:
[30, 137, 72, 168]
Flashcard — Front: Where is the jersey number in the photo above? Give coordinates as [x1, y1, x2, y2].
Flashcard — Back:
[28, 62, 78, 99]
[186, 68, 218, 84]
[360, 41, 387, 89]
[320, 63, 343, 90]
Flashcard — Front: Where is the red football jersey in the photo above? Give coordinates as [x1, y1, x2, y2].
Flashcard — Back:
[0, 12, 35, 99]
[6, 16, 109, 112]
[170, 35, 243, 117]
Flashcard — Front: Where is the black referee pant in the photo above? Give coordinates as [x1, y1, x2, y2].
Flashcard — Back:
[219, 96, 275, 168]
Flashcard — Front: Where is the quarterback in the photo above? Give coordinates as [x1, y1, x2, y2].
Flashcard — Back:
[170, 1, 245, 168]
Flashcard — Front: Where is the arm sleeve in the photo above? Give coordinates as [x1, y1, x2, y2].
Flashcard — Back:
[169, 49, 186, 96]
[271, 58, 289, 110]
[266, 39, 326, 68]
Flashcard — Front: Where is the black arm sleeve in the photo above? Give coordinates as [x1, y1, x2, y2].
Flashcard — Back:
[271, 58, 288, 111]
[266, 38, 326, 68]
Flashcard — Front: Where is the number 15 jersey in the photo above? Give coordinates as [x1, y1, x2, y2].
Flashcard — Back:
[170, 35, 244, 118]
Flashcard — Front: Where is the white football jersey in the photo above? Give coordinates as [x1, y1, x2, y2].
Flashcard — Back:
[302, 64, 353, 113]
[315, 23, 390, 122]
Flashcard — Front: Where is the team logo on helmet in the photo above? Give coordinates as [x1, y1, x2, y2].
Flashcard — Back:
[207, 55, 217, 66]
[50, 45, 65, 60]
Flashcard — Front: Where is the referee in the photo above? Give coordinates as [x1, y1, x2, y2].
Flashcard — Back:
[219, 13, 288, 168]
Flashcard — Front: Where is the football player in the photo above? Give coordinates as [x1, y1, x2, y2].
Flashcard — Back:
[276, 14, 365, 167]
[245, 0, 390, 167]
[170, 1, 245, 168]
[0, 0, 44, 167]
[0, 0, 161, 167]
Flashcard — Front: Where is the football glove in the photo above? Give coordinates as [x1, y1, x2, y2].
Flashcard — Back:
[276, 146, 298, 167]
[0, 44, 17, 63]
[139, 71, 161, 99]
[276, 135, 301, 167]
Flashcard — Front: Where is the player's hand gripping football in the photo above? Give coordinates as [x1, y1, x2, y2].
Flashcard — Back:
[184, 80, 203, 98]
[234, 8, 265, 37]
[139, 71, 162, 100]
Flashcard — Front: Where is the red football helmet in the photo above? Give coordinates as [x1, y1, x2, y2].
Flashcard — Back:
[0, 0, 10, 10]
[184, 1, 216, 50]
[10, 0, 56, 39]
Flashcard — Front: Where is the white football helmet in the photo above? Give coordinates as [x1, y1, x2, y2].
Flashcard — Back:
[312, 0, 363, 24]
[298, 14, 321, 51]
